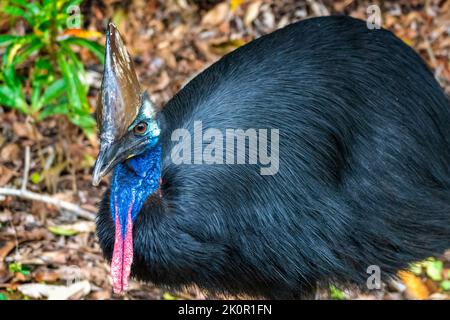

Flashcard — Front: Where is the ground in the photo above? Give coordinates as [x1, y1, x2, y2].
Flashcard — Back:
[0, 0, 449, 300]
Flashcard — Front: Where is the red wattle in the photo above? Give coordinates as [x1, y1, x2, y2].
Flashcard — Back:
[111, 201, 134, 294]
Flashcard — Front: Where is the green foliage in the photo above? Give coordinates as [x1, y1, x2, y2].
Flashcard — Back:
[48, 225, 78, 236]
[441, 280, 450, 291]
[423, 258, 443, 282]
[30, 171, 42, 184]
[0, 0, 104, 136]
[0, 293, 7, 300]
[329, 285, 346, 300]
[8, 262, 30, 276]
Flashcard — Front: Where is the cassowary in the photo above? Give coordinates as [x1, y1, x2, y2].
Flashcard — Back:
[93, 16, 450, 299]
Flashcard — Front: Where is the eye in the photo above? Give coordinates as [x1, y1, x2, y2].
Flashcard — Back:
[133, 121, 148, 135]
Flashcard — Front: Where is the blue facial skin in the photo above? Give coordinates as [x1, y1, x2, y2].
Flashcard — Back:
[110, 127, 161, 239]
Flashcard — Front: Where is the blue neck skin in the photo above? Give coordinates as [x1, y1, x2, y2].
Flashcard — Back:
[110, 145, 162, 238]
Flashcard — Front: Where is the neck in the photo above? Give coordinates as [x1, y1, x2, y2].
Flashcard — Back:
[109, 144, 161, 293]
[110, 145, 162, 236]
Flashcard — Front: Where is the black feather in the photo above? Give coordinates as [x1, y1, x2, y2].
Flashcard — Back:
[97, 16, 450, 299]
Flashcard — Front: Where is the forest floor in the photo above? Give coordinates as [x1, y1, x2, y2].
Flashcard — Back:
[0, 0, 449, 300]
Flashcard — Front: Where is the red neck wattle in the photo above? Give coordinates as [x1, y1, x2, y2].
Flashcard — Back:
[111, 203, 134, 294]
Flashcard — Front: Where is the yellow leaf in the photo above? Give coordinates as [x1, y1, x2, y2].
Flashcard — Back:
[162, 292, 178, 300]
[398, 270, 429, 300]
[60, 29, 102, 40]
[7, 43, 23, 65]
[230, 0, 245, 12]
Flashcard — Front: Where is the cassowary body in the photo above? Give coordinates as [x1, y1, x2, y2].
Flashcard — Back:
[94, 16, 450, 299]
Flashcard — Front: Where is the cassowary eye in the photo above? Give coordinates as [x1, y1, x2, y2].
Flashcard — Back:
[133, 122, 148, 135]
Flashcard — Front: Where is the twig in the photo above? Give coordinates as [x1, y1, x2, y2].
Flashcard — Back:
[0, 188, 96, 221]
[0, 140, 96, 221]
[21, 146, 30, 192]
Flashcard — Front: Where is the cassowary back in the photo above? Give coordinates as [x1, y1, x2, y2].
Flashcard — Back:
[96, 16, 450, 299]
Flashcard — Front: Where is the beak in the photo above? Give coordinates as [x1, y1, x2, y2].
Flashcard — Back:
[93, 145, 113, 186]
[92, 143, 123, 186]
[93, 22, 142, 187]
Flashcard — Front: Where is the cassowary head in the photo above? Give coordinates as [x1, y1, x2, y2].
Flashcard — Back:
[93, 23, 162, 294]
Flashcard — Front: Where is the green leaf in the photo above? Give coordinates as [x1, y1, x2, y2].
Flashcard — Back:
[3, 6, 32, 24]
[8, 262, 23, 273]
[424, 259, 443, 281]
[69, 113, 96, 129]
[0, 35, 19, 46]
[0, 85, 28, 114]
[0, 293, 7, 300]
[60, 37, 105, 64]
[48, 226, 78, 237]
[57, 52, 84, 113]
[0, 85, 18, 108]
[441, 280, 450, 291]
[409, 263, 422, 275]
[39, 103, 69, 120]
[0, 66, 28, 113]
[60, 43, 87, 90]
[30, 172, 42, 184]
[3, 65, 21, 91]
[10, 0, 41, 14]
[30, 82, 42, 111]
[38, 79, 66, 108]
[35, 57, 52, 71]
[12, 38, 44, 65]
[330, 285, 346, 300]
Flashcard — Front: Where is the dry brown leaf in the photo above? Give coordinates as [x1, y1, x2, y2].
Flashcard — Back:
[17, 227, 49, 242]
[0, 165, 14, 186]
[201, 3, 229, 26]
[40, 251, 68, 265]
[17, 280, 91, 300]
[244, 1, 262, 26]
[0, 240, 16, 262]
[12, 121, 42, 141]
[153, 71, 171, 91]
[0, 144, 20, 162]
[89, 289, 112, 300]
[33, 270, 61, 283]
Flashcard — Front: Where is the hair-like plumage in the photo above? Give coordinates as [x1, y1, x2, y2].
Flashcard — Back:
[97, 16, 450, 299]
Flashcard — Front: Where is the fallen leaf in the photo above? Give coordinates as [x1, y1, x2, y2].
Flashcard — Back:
[48, 226, 78, 237]
[230, 0, 244, 12]
[0, 144, 20, 162]
[201, 3, 229, 26]
[153, 70, 170, 91]
[17, 280, 91, 300]
[12, 121, 42, 141]
[17, 227, 49, 242]
[244, 1, 262, 26]
[0, 240, 16, 262]
[33, 270, 61, 283]
[0, 165, 14, 186]
[49, 221, 95, 235]
[60, 29, 102, 40]
[40, 251, 68, 265]
[163, 292, 178, 300]
[89, 290, 111, 300]
[398, 270, 430, 300]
